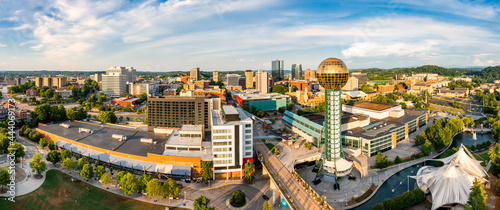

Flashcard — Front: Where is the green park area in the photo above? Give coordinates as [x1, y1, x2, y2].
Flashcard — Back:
[0, 170, 183, 210]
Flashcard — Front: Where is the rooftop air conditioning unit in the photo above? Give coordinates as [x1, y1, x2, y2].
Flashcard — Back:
[140, 138, 154, 144]
[60, 123, 70, 128]
[112, 134, 127, 141]
[79, 128, 93, 134]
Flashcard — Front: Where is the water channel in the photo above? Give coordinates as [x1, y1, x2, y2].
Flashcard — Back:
[352, 132, 492, 210]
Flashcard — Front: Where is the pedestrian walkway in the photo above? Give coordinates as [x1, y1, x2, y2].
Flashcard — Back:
[0, 160, 46, 197]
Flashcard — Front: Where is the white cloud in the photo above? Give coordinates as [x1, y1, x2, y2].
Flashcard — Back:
[0, 43, 6, 47]
[400, 0, 499, 21]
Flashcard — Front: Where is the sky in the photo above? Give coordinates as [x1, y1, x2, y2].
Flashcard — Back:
[0, 0, 499, 71]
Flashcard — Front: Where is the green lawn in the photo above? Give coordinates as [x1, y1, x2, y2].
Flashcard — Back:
[265, 143, 275, 151]
[474, 153, 490, 166]
[0, 170, 181, 210]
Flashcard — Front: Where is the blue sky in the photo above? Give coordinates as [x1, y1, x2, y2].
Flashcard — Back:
[0, 0, 499, 71]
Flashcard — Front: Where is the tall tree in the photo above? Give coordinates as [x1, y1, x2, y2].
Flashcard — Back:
[8, 143, 25, 159]
[76, 158, 88, 171]
[96, 165, 106, 179]
[80, 163, 94, 181]
[100, 172, 112, 189]
[465, 178, 487, 210]
[202, 161, 212, 181]
[243, 160, 253, 182]
[61, 149, 71, 160]
[120, 172, 139, 196]
[0, 167, 9, 191]
[193, 195, 214, 210]
[146, 179, 163, 202]
[422, 140, 433, 155]
[30, 153, 47, 176]
[61, 158, 76, 172]
[139, 173, 152, 192]
[46, 150, 61, 165]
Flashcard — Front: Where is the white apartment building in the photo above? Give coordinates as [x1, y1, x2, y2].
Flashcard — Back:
[106, 66, 136, 82]
[211, 106, 253, 179]
[129, 83, 159, 96]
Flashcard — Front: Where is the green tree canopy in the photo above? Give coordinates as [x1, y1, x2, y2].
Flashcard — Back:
[61, 158, 76, 171]
[46, 150, 61, 165]
[194, 195, 214, 210]
[98, 111, 117, 123]
[120, 172, 139, 196]
[146, 179, 163, 201]
[80, 163, 94, 181]
[202, 161, 212, 181]
[96, 165, 106, 179]
[30, 153, 47, 175]
[101, 172, 112, 189]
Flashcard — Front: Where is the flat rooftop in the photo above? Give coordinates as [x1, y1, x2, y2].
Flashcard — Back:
[307, 112, 368, 126]
[212, 107, 250, 126]
[345, 101, 398, 111]
[37, 121, 169, 157]
[237, 92, 290, 100]
[341, 108, 428, 139]
[166, 130, 202, 147]
[222, 106, 238, 115]
[180, 125, 203, 132]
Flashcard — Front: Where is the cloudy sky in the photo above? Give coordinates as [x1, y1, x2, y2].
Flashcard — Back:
[0, 0, 499, 71]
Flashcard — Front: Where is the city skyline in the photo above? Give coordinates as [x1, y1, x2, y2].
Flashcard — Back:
[0, 0, 499, 71]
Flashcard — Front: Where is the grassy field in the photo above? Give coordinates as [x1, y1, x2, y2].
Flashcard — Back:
[474, 153, 490, 166]
[0, 170, 177, 210]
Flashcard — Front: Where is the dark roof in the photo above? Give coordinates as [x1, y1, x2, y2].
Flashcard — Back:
[345, 101, 398, 111]
[37, 121, 169, 157]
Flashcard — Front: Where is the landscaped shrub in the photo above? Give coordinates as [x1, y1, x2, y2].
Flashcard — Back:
[229, 190, 246, 207]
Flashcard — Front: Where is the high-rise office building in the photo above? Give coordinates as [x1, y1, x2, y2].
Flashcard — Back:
[342, 76, 359, 91]
[147, 96, 220, 131]
[102, 72, 127, 97]
[304, 69, 316, 80]
[190, 67, 200, 81]
[90, 73, 102, 82]
[272, 59, 284, 81]
[106, 66, 136, 83]
[245, 70, 253, 89]
[213, 69, 219, 82]
[226, 74, 240, 87]
[291, 64, 302, 80]
[255, 70, 269, 94]
[211, 106, 253, 179]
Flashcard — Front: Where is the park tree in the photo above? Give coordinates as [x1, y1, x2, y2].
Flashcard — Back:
[61, 158, 76, 172]
[101, 172, 112, 189]
[33, 104, 51, 122]
[48, 140, 55, 150]
[202, 161, 212, 181]
[98, 111, 117, 123]
[115, 171, 128, 186]
[30, 153, 47, 176]
[61, 149, 71, 160]
[133, 117, 138, 122]
[422, 140, 433, 155]
[463, 116, 475, 128]
[0, 167, 9, 191]
[375, 151, 388, 169]
[8, 143, 25, 159]
[193, 195, 214, 210]
[96, 165, 106, 179]
[164, 178, 182, 199]
[76, 158, 88, 171]
[243, 160, 254, 182]
[80, 163, 94, 181]
[39, 138, 48, 148]
[120, 172, 139, 196]
[465, 178, 487, 210]
[146, 179, 163, 202]
[46, 150, 61, 165]
[139, 173, 152, 192]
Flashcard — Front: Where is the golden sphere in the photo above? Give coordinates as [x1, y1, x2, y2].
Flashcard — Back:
[316, 57, 349, 89]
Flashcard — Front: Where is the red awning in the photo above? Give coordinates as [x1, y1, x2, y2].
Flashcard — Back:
[243, 157, 254, 163]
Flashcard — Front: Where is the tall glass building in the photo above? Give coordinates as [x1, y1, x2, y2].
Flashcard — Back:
[272, 59, 284, 81]
[291, 64, 302, 80]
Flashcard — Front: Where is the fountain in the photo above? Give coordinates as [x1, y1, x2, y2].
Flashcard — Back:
[472, 131, 477, 140]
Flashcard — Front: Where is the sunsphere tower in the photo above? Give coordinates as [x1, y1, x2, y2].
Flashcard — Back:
[315, 57, 353, 188]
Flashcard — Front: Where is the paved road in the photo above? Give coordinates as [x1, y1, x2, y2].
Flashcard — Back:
[184, 181, 271, 210]
[254, 143, 322, 210]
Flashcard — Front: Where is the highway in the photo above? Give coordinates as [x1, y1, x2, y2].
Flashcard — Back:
[254, 143, 322, 210]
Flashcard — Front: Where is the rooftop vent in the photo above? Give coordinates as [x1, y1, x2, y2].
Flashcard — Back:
[140, 138, 155, 144]
[79, 128, 93, 134]
[112, 134, 127, 141]
[60, 123, 70, 128]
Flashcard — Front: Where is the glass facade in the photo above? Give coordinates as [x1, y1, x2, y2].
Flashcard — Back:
[283, 111, 322, 146]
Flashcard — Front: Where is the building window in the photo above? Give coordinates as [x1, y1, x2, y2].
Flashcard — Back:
[245, 152, 252, 156]
[245, 146, 251, 150]
[245, 141, 251, 145]
[245, 135, 252, 139]
[245, 130, 251, 133]
[245, 124, 251, 128]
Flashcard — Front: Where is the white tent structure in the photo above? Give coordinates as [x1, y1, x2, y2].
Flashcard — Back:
[412, 144, 488, 210]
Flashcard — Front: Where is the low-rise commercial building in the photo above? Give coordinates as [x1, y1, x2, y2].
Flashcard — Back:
[283, 101, 429, 157]
[56, 87, 73, 98]
[111, 96, 139, 107]
[235, 92, 291, 111]
[435, 87, 468, 98]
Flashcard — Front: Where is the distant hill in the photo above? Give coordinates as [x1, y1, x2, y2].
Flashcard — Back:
[357, 65, 480, 80]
